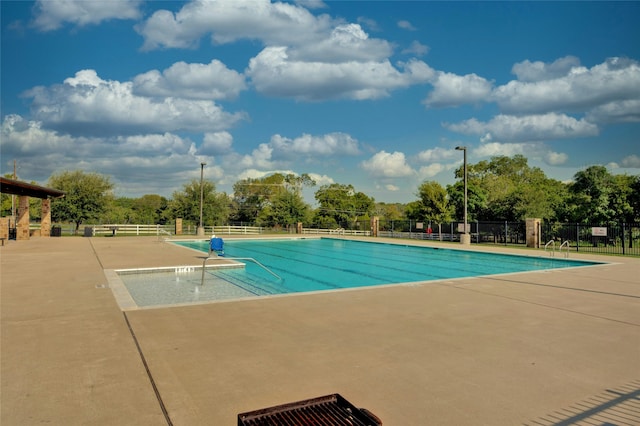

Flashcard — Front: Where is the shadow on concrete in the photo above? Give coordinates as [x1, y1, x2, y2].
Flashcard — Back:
[524, 380, 640, 425]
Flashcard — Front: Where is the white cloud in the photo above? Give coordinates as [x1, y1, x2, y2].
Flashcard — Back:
[1, 114, 213, 196]
[247, 47, 432, 100]
[31, 0, 142, 31]
[132, 60, 246, 100]
[288, 23, 392, 63]
[417, 163, 446, 179]
[23, 69, 246, 136]
[235, 132, 360, 171]
[621, 154, 640, 168]
[397, 20, 416, 31]
[136, 0, 333, 50]
[585, 99, 640, 124]
[417, 147, 458, 162]
[544, 151, 568, 166]
[269, 132, 360, 159]
[402, 40, 429, 57]
[493, 57, 640, 114]
[307, 173, 335, 186]
[294, 0, 327, 9]
[511, 56, 581, 82]
[200, 132, 234, 155]
[361, 151, 414, 177]
[473, 142, 568, 166]
[473, 142, 528, 158]
[446, 113, 599, 142]
[424, 71, 493, 107]
[385, 184, 400, 191]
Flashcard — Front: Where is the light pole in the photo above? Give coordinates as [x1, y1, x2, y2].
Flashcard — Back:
[197, 162, 206, 237]
[455, 146, 470, 245]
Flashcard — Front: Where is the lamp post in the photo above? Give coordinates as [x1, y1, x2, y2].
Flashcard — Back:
[197, 162, 206, 237]
[455, 146, 470, 245]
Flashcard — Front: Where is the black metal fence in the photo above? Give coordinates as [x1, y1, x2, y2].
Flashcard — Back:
[374, 219, 640, 256]
[541, 222, 640, 256]
[375, 220, 527, 245]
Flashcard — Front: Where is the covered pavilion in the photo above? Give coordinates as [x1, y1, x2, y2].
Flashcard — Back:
[0, 177, 65, 240]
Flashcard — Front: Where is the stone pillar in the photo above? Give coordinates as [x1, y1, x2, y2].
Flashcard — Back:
[16, 196, 30, 240]
[41, 199, 51, 237]
[296, 222, 303, 234]
[371, 216, 379, 237]
[526, 218, 541, 249]
[175, 218, 183, 235]
[0, 217, 9, 240]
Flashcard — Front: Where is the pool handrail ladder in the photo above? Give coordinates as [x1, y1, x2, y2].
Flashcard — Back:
[545, 239, 570, 258]
[200, 254, 282, 287]
[545, 240, 556, 256]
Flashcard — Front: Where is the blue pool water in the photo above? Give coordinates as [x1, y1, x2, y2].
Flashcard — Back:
[169, 237, 599, 297]
[115, 238, 601, 308]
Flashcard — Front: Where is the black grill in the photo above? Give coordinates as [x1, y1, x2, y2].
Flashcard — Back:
[238, 394, 382, 426]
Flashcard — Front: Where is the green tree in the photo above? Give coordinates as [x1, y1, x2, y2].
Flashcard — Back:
[168, 180, 230, 226]
[313, 183, 374, 228]
[102, 197, 135, 224]
[258, 189, 312, 229]
[231, 173, 315, 224]
[450, 155, 562, 221]
[404, 200, 427, 221]
[48, 170, 114, 232]
[567, 166, 640, 224]
[568, 165, 617, 223]
[446, 180, 486, 221]
[417, 181, 453, 224]
[132, 194, 168, 224]
[374, 202, 405, 221]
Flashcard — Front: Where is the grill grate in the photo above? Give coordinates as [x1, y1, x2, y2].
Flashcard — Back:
[238, 394, 382, 426]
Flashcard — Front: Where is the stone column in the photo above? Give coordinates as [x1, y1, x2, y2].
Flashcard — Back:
[371, 216, 379, 237]
[0, 217, 9, 240]
[526, 218, 541, 249]
[17, 196, 30, 240]
[41, 199, 51, 237]
[296, 222, 303, 234]
[175, 218, 183, 235]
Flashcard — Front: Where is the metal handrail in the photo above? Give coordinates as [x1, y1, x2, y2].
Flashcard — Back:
[200, 255, 282, 286]
[559, 240, 570, 258]
[544, 240, 555, 257]
[157, 228, 172, 242]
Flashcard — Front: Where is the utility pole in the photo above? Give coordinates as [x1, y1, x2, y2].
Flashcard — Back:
[197, 162, 206, 237]
[11, 160, 17, 219]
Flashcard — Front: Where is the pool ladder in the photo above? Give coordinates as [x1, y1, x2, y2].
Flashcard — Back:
[200, 254, 282, 286]
[545, 240, 570, 258]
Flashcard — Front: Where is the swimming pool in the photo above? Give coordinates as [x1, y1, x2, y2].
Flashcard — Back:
[112, 238, 602, 309]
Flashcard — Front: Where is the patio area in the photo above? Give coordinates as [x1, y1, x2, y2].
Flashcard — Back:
[2, 236, 638, 425]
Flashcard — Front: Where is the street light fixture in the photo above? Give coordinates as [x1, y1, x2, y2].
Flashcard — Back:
[455, 146, 469, 245]
[197, 162, 206, 237]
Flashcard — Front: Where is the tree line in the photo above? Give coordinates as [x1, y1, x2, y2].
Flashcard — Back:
[2, 155, 639, 231]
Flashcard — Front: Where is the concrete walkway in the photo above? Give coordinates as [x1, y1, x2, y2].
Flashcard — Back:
[2, 236, 639, 425]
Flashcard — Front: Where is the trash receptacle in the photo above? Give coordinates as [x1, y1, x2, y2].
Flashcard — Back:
[84, 227, 93, 237]
[51, 226, 62, 237]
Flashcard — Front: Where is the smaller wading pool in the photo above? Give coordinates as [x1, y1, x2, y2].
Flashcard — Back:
[106, 238, 604, 310]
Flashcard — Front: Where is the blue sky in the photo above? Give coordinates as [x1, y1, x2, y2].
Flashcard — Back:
[2, 0, 639, 204]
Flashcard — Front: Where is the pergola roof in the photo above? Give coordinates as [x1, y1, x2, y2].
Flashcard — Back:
[0, 177, 65, 199]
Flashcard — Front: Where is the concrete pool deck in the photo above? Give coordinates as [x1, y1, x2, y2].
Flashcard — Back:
[1, 236, 639, 425]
